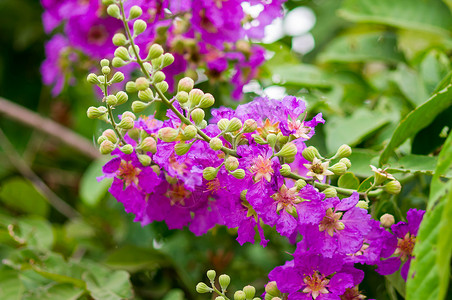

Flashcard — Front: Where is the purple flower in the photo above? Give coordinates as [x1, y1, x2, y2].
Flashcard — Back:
[41, 34, 71, 95]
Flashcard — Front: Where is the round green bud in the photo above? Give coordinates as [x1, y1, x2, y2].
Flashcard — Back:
[87, 73, 99, 84]
[196, 282, 212, 294]
[118, 116, 134, 130]
[323, 187, 337, 198]
[188, 89, 204, 107]
[162, 53, 175, 67]
[138, 137, 157, 153]
[97, 75, 105, 83]
[216, 297, 225, 300]
[100, 140, 115, 154]
[135, 77, 149, 91]
[174, 142, 192, 156]
[295, 179, 307, 190]
[225, 156, 239, 171]
[231, 169, 246, 179]
[219, 274, 231, 291]
[285, 155, 296, 164]
[120, 144, 134, 154]
[138, 88, 154, 102]
[279, 164, 291, 176]
[133, 19, 147, 36]
[252, 134, 267, 145]
[102, 0, 115, 5]
[102, 66, 111, 75]
[384, 180, 401, 195]
[107, 4, 120, 18]
[198, 120, 208, 130]
[114, 47, 130, 61]
[112, 33, 127, 46]
[209, 138, 223, 151]
[125, 81, 137, 93]
[100, 59, 109, 67]
[182, 125, 197, 140]
[265, 281, 279, 297]
[335, 144, 352, 158]
[203, 167, 218, 181]
[339, 158, 351, 169]
[242, 119, 257, 133]
[128, 5, 143, 20]
[234, 291, 246, 300]
[243, 285, 256, 299]
[176, 91, 189, 104]
[191, 108, 205, 125]
[266, 133, 277, 148]
[207, 270, 216, 281]
[114, 91, 128, 105]
[132, 101, 149, 113]
[276, 142, 297, 158]
[153, 71, 165, 83]
[356, 200, 369, 210]
[329, 162, 347, 176]
[128, 45, 140, 58]
[128, 128, 140, 140]
[380, 213, 395, 228]
[302, 146, 320, 162]
[158, 127, 179, 142]
[111, 71, 125, 84]
[122, 111, 136, 121]
[138, 154, 152, 166]
[264, 294, 273, 300]
[218, 119, 230, 131]
[155, 81, 169, 93]
[199, 93, 215, 108]
[87, 106, 108, 119]
[226, 118, 242, 132]
[97, 135, 107, 144]
[178, 77, 195, 93]
[103, 129, 118, 144]
[112, 57, 128, 68]
[151, 56, 163, 69]
[146, 44, 164, 61]
[277, 132, 289, 145]
[106, 95, 118, 106]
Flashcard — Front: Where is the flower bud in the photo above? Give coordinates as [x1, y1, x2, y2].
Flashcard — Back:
[118, 117, 134, 130]
[234, 291, 246, 300]
[243, 285, 256, 299]
[138, 154, 152, 166]
[384, 180, 401, 195]
[276, 142, 297, 158]
[216, 297, 225, 300]
[356, 200, 369, 210]
[175, 142, 191, 156]
[135, 77, 149, 91]
[128, 45, 140, 58]
[114, 47, 130, 61]
[209, 138, 223, 151]
[138, 88, 154, 102]
[176, 91, 189, 104]
[277, 132, 289, 145]
[264, 294, 273, 300]
[302, 146, 320, 162]
[323, 187, 337, 198]
[199, 93, 215, 108]
[226, 118, 242, 132]
[102, 0, 115, 5]
[153, 71, 165, 83]
[218, 119, 230, 131]
[252, 134, 267, 145]
[87, 106, 108, 119]
[112, 33, 127, 46]
[107, 4, 120, 18]
[128, 5, 142, 19]
[125, 81, 137, 93]
[196, 282, 212, 294]
[133, 19, 147, 35]
[191, 108, 205, 125]
[285, 155, 296, 164]
[219, 274, 230, 291]
[97, 135, 107, 144]
[182, 125, 197, 140]
[106, 95, 118, 106]
[100, 59, 109, 67]
[339, 158, 351, 169]
[198, 120, 208, 129]
[266, 133, 277, 148]
[188, 89, 204, 107]
[120, 144, 134, 154]
[380, 213, 395, 228]
[111, 72, 125, 84]
[87, 73, 99, 84]
[242, 119, 257, 133]
[203, 167, 218, 181]
[139, 137, 157, 153]
[207, 270, 216, 281]
[122, 111, 136, 121]
[335, 144, 352, 158]
[162, 53, 175, 67]
[178, 77, 195, 93]
[132, 101, 149, 113]
[112, 57, 128, 68]
[231, 169, 245, 179]
[329, 162, 347, 176]
[100, 140, 115, 154]
[279, 164, 291, 176]
[295, 179, 307, 190]
[103, 129, 117, 143]
[155, 81, 169, 93]
[146, 44, 164, 61]
[265, 281, 280, 297]
[225, 157, 239, 171]
[158, 127, 179, 142]
[102, 66, 111, 75]
[114, 91, 128, 105]
[97, 75, 105, 83]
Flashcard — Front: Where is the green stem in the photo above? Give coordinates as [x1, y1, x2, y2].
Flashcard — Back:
[103, 74, 127, 145]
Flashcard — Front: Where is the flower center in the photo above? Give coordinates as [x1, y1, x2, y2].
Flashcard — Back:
[302, 272, 330, 299]
[340, 287, 367, 300]
[206, 178, 222, 194]
[271, 185, 301, 214]
[319, 208, 344, 237]
[288, 120, 311, 139]
[166, 184, 191, 206]
[169, 155, 188, 175]
[250, 155, 274, 182]
[117, 160, 141, 187]
[395, 233, 416, 261]
[88, 25, 108, 45]
[256, 119, 280, 138]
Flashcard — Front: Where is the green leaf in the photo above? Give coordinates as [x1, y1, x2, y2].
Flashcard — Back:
[386, 154, 452, 177]
[338, 0, 452, 36]
[38, 283, 85, 300]
[16, 217, 54, 250]
[83, 267, 133, 300]
[348, 149, 379, 178]
[357, 176, 374, 193]
[0, 269, 24, 300]
[0, 177, 49, 216]
[338, 172, 360, 189]
[379, 81, 452, 165]
[392, 64, 428, 107]
[104, 245, 169, 273]
[79, 158, 112, 207]
[270, 64, 333, 88]
[162, 289, 184, 300]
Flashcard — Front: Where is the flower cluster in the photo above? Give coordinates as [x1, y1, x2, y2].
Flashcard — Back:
[40, 0, 285, 98]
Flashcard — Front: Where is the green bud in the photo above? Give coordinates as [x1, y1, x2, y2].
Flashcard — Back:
[138, 88, 154, 102]
[128, 128, 140, 140]
[100, 140, 115, 154]
[209, 138, 223, 151]
[225, 156, 239, 171]
[102, 0, 115, 5]
[264, 295, 273, 300]
[114, 47, 130, 61]
[112, 33, 127, 46]
[87, 106, 108, 119]
[125, 81, 137, 93]
[178, 77, 195, 93]
[218, 119, 230, 131]
[302, 146, 320, 162]
[97, 75, 105, 83]
[103, 129, 117, 144]
[128, 5, 142, 19]
[138, 137, 157, 153]
[135, 77, 149, 91]
[234, 291, 246, 300]
[100, 59, 109, 67]
[155, 81, 169, 93]
[146, 44, 164, 61]
[216, 297, 225, 300]
[188, 89, 204, 107]
[174, 142, 192, 156]
[176, 91, 189, 104]
[356, 200, 369, 210]
[265, 281, 279, 297]
[111, 72, 125, 84]
[87, 73, 99, 84]
[151, 55, 163, 69]
[384, 180, 401, 195]
[191, 108, 205, 125]
[339, 158, 351, 169]
[279, 164, 292, 177]
[138, 154, 152, 166]
[231, 169, 246, 179]
[153, 71, 165, 83]
[285, 155, 296, 164]
[132, 101, 149, 113]
[133, 19, 147, 36]
[112, 57, 128, 68]
[323, 187, 337, 198]
[226, 118, 243, 132]
[128, 45, 140, 58]
[199, 93, 215, 108]
[277, 132, 289, 145]
[97, 135, 107, 144]
[266, 133, 277, 148]
[207, 270, 216, 281]
[182, 125, 197, 140]
[335, 144, 352, 159]
[102, 66, 111, 75]
[196, 282, 212, 294]
[106, 95, 118, 106]
[203, 167, 218, 181]
[158, 127, 179, 142]
[115, 91, 128, 105]
[219, 274, 231, 291]
[162, 53, 175, 67]
[107, 4, 120, 18]
[198, 120, 208, 130]
[120, 144, 134, 154]
[242, 119, 257, 133]
[329, 162, 347, 176]
[243, 285, 256, 299]
[122, 111, 136, 120]
[276, 142, 297, 158]
[252, 134, 267, 145]
[118, 117, 134, 129]
[380, 213, 395, 228]
[295, 179, 307, 190]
